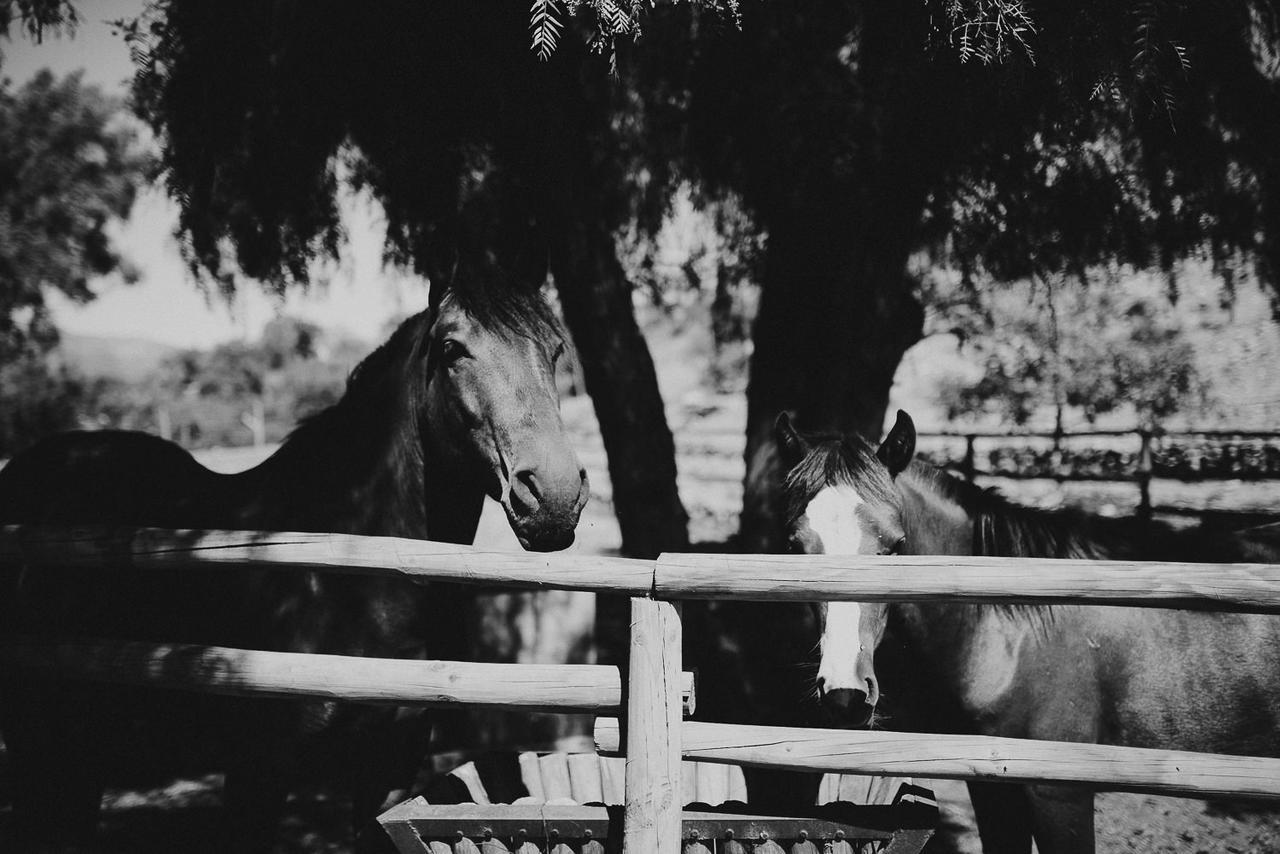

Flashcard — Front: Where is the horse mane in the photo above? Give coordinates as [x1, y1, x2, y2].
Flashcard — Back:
[918, 467, 1128, 561]
[783, 429, 1154, 562]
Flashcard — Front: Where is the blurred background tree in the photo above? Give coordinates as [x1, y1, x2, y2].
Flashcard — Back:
[0, 64, 151, 454]
[931, 273, 1210, 430]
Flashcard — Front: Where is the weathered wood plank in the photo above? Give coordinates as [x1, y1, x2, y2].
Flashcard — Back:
[655, 553, 1280, 613]
[0, 638, 697, 716]
[595, 719, 1280, 801]
[0, 525, 654, 595]
[623, 598, 683, 854]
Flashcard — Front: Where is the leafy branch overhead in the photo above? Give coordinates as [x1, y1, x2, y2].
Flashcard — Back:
[530, 0, 740, 70]
[530, 0, 1040, 66]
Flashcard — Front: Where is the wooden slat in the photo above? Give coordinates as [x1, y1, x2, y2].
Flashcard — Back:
[595, 719, 1280, 801]
[0, 525, 654, 595]
[600, 756, 625, 805]
[0, 638, 696, 715]
[694, 760, 727, 806]
[539, 753, 573, 802]
[568, 753, 603, 804]
[449, 762, 491, 805]
[623, 599, 683, 854]
[655, 553, 1280, 613]
[517, 753, 545, 803]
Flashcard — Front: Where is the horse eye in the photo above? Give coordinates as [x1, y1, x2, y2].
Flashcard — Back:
[552, 341, 566, 364]
[441, 340, 467, 365]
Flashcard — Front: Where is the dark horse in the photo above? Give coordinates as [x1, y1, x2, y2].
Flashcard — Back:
[777, 410, 1280, 854]
[0, 286, 588, 852]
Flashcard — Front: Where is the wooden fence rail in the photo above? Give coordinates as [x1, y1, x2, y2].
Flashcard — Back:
[0, 525, 654, 594]
[0, 638, 696, 715]
[4, 525, 1280, 854]
[594, 719, 1280, 801]
[7, 526, 1280, 613]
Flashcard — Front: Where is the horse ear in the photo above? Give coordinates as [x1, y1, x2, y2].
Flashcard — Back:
[775, 411, 811, 471]
[876, 410, 916, 478]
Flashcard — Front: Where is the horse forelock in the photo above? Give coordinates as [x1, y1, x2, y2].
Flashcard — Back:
[440, 283, 565, 347]
[783, 433, 898, 528]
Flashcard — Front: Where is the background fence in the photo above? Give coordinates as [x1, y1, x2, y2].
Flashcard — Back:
[4, 525, 1280, 852]
[918, 428, 1280, 521]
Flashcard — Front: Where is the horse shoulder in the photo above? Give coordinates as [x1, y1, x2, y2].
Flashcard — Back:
[959, 607, 1110, 744]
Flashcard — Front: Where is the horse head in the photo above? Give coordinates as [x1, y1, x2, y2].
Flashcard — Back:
[777, 410, 917, 727]
[419, 287, 588, 551]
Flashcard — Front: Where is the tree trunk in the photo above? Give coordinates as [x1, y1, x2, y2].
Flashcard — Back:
[551, 220, 691, 560]
[738, 217, 925, 553]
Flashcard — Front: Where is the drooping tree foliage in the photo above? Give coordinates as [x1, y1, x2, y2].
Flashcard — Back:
[604, 0, 1280, 551]
[116, 0, 690, 560]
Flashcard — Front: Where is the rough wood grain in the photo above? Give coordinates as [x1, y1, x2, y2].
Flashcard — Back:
[0, 525, 654, 595]
[624, 598, 683, 854]
[595, 719, 1280, 801]
[0, 637, 697, 717]
[655, 553, 1280, 613]
[0, 638, 620, 712]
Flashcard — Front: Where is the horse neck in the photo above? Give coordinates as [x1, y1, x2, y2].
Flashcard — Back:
[235, 392, 435, 538]
[895, 466, 973, 555]
[889, 466, 1049, 709]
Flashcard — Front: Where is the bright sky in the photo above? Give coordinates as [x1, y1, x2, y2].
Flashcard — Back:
[2, 0, 426, 348]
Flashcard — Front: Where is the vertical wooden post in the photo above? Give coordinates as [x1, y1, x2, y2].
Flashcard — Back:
[962, 435, 977, 482]
[1137, 429, 1153, 522]
[624, 597, 683, 854]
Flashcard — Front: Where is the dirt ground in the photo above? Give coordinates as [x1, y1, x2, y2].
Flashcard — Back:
[4, 326, 1280, 851]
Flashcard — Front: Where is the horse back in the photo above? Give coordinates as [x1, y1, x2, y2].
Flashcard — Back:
[0, 430, 222, 527]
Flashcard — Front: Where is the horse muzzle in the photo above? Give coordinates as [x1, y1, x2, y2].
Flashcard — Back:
[504, 461, 589, 552]
[821, 686, 877, 728]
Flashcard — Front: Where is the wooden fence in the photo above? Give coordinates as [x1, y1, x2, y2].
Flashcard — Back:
[921, 427, 1280, 520]
[5, 525, 1280, 853]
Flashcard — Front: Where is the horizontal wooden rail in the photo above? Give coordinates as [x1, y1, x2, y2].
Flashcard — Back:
[0, 639, 695, 716]
[594, 719, 1280, 802]
[0, 526, 654, 595]
[654, 553, 1280, 613]
[9, 528, 1280, 613]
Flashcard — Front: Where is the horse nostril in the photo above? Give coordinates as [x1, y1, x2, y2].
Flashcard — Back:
[510, 469, 543, 516]
[824, 688, 870, 717]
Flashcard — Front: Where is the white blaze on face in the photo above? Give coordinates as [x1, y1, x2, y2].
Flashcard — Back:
[805, 486, 873, 696]
[804, 487, 865, 554]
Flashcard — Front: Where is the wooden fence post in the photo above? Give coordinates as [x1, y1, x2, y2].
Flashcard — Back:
[1137, 430, 1153, 522]
[624, 597, 683, 854]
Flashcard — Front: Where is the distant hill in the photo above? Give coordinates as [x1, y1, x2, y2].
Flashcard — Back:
[57, 334, 180, 383]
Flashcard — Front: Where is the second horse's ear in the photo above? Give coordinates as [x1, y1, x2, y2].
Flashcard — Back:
[876, 410, 916, 478]
[775, 411, 811, 471]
